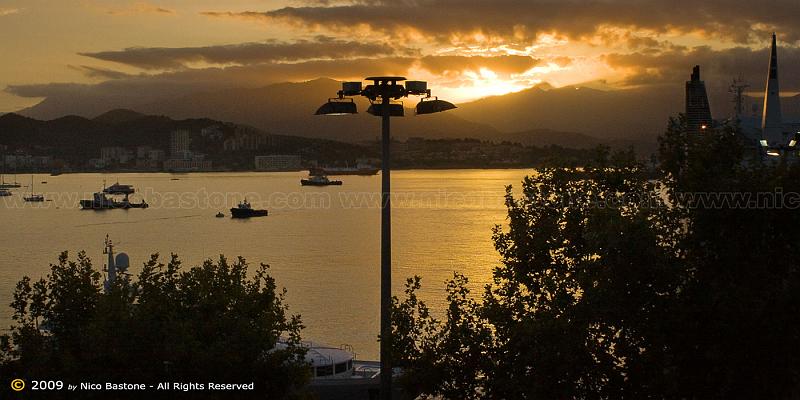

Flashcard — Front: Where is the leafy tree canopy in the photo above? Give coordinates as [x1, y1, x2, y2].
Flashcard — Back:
[1, 253, 310, 399]
[392, 117, 800, 399]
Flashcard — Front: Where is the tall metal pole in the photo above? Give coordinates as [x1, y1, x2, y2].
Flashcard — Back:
[379, 93, 392, 399]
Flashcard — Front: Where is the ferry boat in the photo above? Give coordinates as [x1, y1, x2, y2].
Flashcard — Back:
[230, 199, 268, 218]
[301, 175, 343, 186]
[80, 192, 149, 210]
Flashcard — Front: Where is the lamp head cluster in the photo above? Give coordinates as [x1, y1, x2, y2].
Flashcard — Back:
[316, 76, 456, 116]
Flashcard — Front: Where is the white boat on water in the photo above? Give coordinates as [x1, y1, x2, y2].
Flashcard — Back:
[273, 339, 388, 383]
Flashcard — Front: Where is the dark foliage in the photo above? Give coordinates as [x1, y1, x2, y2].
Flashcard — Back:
[392, 118, 800, 398]
[0, 253, 310, 399]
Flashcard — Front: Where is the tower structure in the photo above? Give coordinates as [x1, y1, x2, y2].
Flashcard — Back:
[761, 33, 784, 146]
[685, 65, 712, 134]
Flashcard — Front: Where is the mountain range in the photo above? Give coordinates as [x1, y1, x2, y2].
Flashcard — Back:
[14, 78, 800, 153]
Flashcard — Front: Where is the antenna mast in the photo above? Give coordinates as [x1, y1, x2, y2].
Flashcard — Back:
[729, 76, 749, 119]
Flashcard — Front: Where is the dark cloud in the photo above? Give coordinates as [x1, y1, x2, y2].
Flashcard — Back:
[604, 44, 800, 92]
[6, 57, 418, 101]
[204, 0, 800, 45]
[68, 65, 132, 80]
[79, 36, 418, 70]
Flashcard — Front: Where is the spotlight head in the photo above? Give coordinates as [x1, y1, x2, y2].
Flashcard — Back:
[342, 82, 363, 96]
[416, 98, 457, 115]
[367, 103, 404, 117]
[315, 99, 357, 116]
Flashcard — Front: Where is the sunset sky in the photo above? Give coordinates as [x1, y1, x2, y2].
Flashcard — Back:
[1, 0, 798, 112]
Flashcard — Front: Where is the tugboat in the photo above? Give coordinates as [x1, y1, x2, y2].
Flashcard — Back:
[301, 175, 343, 186]
[80, 192, 149, 210]
[230, 199, 268, 218]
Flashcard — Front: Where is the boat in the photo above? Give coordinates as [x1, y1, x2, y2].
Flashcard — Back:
[80, 192, 149, 210]
[0, 189, 11, 197]
[23, 176, 44, 202]
[103, 182, 136, 195]
[301, 175, 343, 186]
[230, 199, 268, 218]
[24, 194, 45, 202]
[216, 211, 225, 218]
[309, 161, 379, 176]
[0, 174, 21, 189]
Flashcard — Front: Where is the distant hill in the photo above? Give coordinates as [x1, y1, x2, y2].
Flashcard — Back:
[502, 128, 605, 148]
[93, 109, 147, 124]
[452, 85, 683, 145]
[11, 81, 672, 154]
[24, 77, 800, 153]
[133, 79, 500, 143]
[0, 112, 224, 160]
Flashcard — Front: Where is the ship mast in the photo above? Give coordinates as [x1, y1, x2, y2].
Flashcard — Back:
[103, 235, 116, 293]
[729, 76, 749, 120]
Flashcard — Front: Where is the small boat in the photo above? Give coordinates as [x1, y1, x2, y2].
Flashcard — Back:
[0, 189, 12, 197]
[23, 176, 45, 202]
[80, 192, 149, 210]
[216, 211, 225, 218]
[0, 174, 21, 189]
[103, 182, 136, 195]
[230, 199, 268, 218]
[301, 175, 343, 186]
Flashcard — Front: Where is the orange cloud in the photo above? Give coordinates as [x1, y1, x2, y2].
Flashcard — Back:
[86, 1, 175, 16]
[202, 1, 800, 45]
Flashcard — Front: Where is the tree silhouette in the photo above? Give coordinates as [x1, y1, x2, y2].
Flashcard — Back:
[392, 119, 800, 398]
[1, 253, 311, 399]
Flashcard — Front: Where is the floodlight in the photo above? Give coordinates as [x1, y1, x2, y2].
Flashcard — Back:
[416, 98, 457, 115]
[315, 99, 357, 115]
[367, 103, 404, 117]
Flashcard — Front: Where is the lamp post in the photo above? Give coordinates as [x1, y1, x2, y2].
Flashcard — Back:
[316, 77, 455, 399]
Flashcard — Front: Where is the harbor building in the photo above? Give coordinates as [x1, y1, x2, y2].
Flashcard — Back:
[685, 65, 713, 134]
[170, 130, 192, 160]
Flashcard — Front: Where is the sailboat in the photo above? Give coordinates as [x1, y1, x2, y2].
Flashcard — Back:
[0, 173, 21, 189]
[23, 176, 44, 202]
